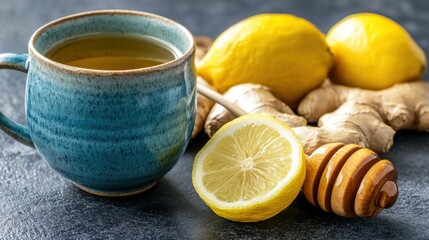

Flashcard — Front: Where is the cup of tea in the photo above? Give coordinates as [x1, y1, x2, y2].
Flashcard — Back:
[0, 10, 196, 196]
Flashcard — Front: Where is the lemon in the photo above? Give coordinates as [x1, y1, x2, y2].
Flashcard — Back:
[192, 114, 306, 222]
[197, 14, 333, 108]
[326, 13, 427, 89]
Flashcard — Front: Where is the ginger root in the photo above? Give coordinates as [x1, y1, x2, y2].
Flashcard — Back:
[205, 83, 307, 137]
[298, 81, 429, 131]
[192, 36, 215, 138]
[204, 81, 429, 155]
[295, 81, 429, 153]
[294, 101, 395, 154]
[195, 36, 213, 63]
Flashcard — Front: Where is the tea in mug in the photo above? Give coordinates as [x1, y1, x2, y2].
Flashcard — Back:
[44, 34, 179, 70]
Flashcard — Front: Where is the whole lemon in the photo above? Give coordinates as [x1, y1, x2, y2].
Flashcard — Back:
[197, 14, 333, 108]
[326, 13, 427, 89]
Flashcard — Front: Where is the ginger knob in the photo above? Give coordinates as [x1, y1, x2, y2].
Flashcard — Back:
[303, 143, 398, 217]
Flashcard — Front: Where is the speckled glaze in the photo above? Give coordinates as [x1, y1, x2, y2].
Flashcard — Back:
[0, 10, 196, 196]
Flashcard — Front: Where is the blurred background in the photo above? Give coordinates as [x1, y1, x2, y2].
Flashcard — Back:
[1, 0, 428, 72]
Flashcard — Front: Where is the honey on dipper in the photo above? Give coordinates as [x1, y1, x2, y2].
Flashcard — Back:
[303, 143, 398, 217]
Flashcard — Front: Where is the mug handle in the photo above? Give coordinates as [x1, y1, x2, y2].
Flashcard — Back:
[0, 53, 34, 148]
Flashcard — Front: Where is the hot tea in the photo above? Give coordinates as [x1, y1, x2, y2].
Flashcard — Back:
[44, 34, 178, 70]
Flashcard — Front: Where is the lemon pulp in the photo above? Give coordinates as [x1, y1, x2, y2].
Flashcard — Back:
[192, 115, 305, 222]
[203, 123, 292, 202]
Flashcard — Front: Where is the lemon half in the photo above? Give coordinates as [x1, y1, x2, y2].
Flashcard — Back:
[192, 115, 306, 222]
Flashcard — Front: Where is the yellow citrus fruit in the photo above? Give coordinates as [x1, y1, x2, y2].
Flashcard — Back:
[192, 114, 306, 222]
[197, 14, 333, 108]
[326, 13, 427, 89]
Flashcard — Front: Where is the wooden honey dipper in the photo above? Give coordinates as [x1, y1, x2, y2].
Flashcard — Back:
[303, 142, 398, 217]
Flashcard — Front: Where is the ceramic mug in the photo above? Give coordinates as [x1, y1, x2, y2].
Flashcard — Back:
[0, 10, 196, 196]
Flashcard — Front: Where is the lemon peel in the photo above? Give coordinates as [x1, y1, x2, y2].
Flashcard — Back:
[192, 114, 306, 222]
[327, 13, 426, 89]
[198, 14, 333, 108]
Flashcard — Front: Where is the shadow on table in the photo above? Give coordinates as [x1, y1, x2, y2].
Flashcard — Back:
[197, 193, 420, 239]
[52, 175, 207, 238]
[56, 183, 419, 239]
[37, 130, 427, 239]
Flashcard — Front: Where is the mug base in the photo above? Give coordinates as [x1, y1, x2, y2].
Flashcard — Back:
[73, 182, 157, 197]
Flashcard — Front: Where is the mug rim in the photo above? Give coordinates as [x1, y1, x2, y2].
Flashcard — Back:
[28, 10, 195, 76]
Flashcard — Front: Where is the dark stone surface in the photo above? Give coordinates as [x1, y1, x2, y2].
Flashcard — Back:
[0, 0, 428, 239]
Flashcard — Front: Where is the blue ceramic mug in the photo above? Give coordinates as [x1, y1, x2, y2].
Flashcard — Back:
[0, 10, 196, 196]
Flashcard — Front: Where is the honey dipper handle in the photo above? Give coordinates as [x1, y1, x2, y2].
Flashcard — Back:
[196, 76, 248, 117]
[375, 180, 398, 209]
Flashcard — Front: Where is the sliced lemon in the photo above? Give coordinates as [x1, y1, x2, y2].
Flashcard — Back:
[192, 114, 306, 222]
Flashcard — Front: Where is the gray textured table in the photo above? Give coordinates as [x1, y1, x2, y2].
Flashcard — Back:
[1, 0, 429, 239]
